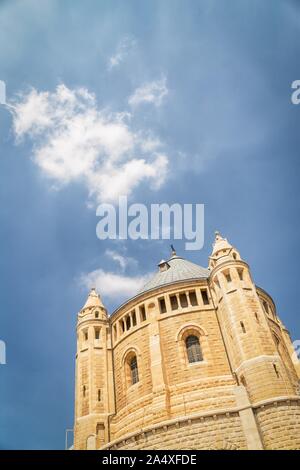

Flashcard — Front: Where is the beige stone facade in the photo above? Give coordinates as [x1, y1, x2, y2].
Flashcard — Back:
[73, 233, 300, 450]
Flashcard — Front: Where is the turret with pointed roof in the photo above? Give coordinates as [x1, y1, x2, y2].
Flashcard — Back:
[82, 287, 105, 309]
[208, 230, 299, 432]
[209, 230, 241, 270]
[74, 286, 113, 450]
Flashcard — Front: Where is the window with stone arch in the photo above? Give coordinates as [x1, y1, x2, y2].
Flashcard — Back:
[123, 349, 140, 387]
[130, 356, 139, 384]
[185, 335, 203, 363]
[273, 332, 280, 349]
[272, 331, 291, 370]
[176, 324, 207, 366]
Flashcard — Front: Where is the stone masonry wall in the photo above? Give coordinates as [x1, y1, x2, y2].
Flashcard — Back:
[105, 412, 247, 450]
[255, 400, 300, 450]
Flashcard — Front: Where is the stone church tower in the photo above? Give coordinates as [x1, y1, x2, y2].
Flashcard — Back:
[74, 288, 115, 450]
[73, 233, 300, 450]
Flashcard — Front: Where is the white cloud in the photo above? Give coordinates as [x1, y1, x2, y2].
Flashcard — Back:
[12, 84, 168, 204]
[108, 36, 136, 70]
[80, 268, 152, 300]
[138, 133, 162, 152]
[128, 76, 168, 108]
[88, 154, 168, 202]
[105, 249, 137, 271]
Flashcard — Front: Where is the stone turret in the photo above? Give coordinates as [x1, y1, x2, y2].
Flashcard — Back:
[209, 231, 298, 401]
[74, 288, 114, 450]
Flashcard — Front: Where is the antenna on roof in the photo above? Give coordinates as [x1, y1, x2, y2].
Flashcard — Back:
[170, 244, 177, 256]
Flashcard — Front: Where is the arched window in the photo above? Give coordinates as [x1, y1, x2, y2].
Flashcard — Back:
[130, 356, 139, 384]
[186, 335, 202, 363]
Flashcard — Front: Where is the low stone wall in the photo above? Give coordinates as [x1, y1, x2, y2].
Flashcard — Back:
[103, 410, 247, 450]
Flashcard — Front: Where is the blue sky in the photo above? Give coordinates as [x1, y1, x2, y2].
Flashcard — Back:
[0, 0, 299, 449]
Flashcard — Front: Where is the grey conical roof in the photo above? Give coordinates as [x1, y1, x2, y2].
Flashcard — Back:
[139, 255, 209, 294]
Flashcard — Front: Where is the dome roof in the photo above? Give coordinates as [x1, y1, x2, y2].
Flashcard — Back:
[139, 255, 209, 294]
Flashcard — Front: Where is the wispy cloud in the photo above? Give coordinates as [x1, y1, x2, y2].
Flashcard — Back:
[80, 268, 152, 300]
[12, 84, 168, 204]
[104, 249, 137, 271]
[108, 36, 136, 70]
[128, 76, 168, 108]
[139, 132, 162, 152]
